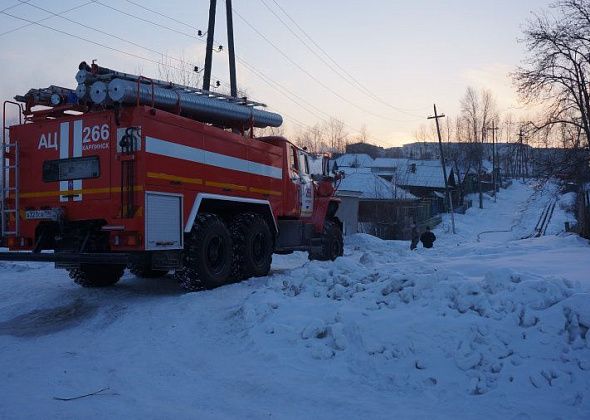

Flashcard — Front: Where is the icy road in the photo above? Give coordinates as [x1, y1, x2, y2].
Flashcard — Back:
[0, 181, 589, 419]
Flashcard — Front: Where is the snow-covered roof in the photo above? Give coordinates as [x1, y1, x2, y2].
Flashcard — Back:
[395, 160, 456, 189]
[339, 166, 372, 175]
[334, 153, 374, 168]
[337, 171, 417, 200]
[371, 158, 409, 169]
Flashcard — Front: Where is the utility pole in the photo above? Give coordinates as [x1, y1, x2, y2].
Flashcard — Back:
[487, 121, 499, 202]
[519, 128, 525, 182]
[202, 0, 217, 91]
[428, 104, 456, 234]
[202, 0, 238, 98]
[225, 0, 238, 97]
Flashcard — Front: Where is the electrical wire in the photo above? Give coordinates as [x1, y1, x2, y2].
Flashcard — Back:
[261, 0, 428, 117]
[99, 0, 421, 124]
[93, 0, 198, 41]
[1, 1, 28, 14]
[237, 58, 393, 144]
[81, 0, 378, 135]
[3, 2, 397, 143]
[107, 0, 398, 142]
[122, 0, 197, 31]
[231, 7, 405, 122]
[0, 1, 93, 38]
[1, 10, 198, 78]
[18, 1, 199, 70]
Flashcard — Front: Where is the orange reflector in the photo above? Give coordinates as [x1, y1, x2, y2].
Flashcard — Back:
[126, 235, 138, 246]
[6, 237, 16, 248]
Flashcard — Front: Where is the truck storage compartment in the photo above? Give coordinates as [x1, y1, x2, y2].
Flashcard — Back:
[145, 192, 183, 250]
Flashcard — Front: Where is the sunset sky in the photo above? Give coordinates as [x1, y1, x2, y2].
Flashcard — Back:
[0, 0, 554, 146]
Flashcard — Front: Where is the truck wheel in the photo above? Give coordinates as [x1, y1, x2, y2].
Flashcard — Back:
[69, 264, 125, 288]
[175, 213, 233, 291]
[129, 264, 169, 278]
[309, 219, 343, 261]
[230, 213, 274, 280]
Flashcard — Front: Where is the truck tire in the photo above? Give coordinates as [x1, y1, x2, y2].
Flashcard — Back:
[129, 264, 169, 279]
[69, 264, 125, 288]
[309, 219, 343, 261]
[230, 213, 273, 280]
[175, 213, 233, 291]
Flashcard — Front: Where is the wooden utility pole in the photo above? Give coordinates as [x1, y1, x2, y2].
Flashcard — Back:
[487, 122, 499, 202]
[519, 128, 525, 182]
[428, 104, 456, 234]
[225, 0, 238, 97]
[202, 0, 217, 91]
[202, 0, 238, 97]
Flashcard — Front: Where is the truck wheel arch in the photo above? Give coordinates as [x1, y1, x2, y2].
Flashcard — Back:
[185, 193, 278, 234]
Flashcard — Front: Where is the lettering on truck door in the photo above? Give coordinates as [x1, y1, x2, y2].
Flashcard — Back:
[297, 150, 314, 217]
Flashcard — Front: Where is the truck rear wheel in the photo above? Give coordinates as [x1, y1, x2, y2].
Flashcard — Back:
[230, 213, 273, 280]
[175, 213, 233, 291]
[309, 219, 343, 261]
[69, 264, 125, 288]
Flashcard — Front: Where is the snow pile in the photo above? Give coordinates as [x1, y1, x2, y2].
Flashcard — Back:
[234, 251, 590, 404]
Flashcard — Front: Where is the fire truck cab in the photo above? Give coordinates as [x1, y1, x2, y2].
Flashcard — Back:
[1, 71, 343, 291]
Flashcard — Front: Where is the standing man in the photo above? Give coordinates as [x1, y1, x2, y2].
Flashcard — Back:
[410, 222, 420, 250]
[420, 226, 436, 249]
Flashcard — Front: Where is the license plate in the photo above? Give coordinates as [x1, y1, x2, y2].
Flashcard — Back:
[25, 210, 59, 220]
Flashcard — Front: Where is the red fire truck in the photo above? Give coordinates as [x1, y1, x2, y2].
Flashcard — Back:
[0, 63, 343, 290]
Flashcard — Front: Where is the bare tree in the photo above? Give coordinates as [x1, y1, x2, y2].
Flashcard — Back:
[325, 118, 348, 152]
[357, 124, 370, 144]
[157, 53, 201, 88]
[293, 123, 327, 154]
[459, 87, 498, 208]
[514, 0, 590, 150]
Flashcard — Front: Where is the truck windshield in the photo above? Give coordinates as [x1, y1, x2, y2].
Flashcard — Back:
[298, 152, 309, 175]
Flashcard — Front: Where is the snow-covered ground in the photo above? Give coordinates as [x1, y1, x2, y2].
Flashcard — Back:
[0, 181, 589, 419]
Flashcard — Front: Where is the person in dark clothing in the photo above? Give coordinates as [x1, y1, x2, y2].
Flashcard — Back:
[410, 223, 419, 250]
[420, 226, 436, 249]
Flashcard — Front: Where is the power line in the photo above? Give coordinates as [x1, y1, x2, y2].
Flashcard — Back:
[1, 4, 310, 133]
[106, 0, 419, 123]
[107, 0, 397, 143]
[1, 1, 26, 14]
[1, 10, 201, 80]
[122, 0, 197, 31]
[0, 1, 93, 38]
[260, 0, 427, 118]
[237, 57, 392, 144]
[93, 0, 199, 41]
[86, 2, 357, 124]
[18, 1, 199, 70]
[231, 7, 405, 122]
[5, 1, 399, 144]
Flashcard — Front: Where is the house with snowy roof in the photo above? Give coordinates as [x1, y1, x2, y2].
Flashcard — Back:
[370, 158, 459, 215]
[335, 171, 438, 240]
[370, 158, 410, 181]
[332, 153, 374, 172]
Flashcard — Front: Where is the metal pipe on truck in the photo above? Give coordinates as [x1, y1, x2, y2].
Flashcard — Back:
[106, 78, 283, 128]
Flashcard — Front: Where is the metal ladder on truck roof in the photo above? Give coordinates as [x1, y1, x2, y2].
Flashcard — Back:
[2, 101, 23, 238]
